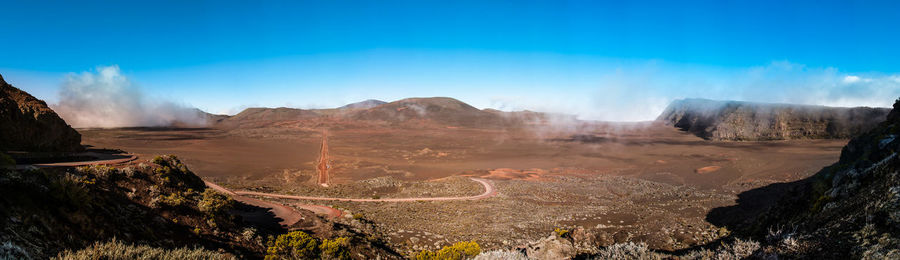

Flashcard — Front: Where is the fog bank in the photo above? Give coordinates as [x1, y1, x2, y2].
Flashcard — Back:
[54, 66, 206, 128]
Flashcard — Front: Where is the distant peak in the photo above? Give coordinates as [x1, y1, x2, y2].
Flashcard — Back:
[339, 99, 387, 109]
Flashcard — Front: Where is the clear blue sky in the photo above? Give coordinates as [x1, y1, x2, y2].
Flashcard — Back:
[2, 1, 899, 120]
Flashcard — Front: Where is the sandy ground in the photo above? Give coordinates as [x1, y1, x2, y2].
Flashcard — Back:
[79, 122, 846, 252]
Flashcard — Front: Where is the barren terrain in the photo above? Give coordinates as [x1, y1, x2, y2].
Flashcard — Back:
[80, 121, 846, 253]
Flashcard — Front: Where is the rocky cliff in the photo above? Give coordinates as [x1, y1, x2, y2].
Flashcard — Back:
[657, 98, 890, 141]
[0, 73, 82, 152]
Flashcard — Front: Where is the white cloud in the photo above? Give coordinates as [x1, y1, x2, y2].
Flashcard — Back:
[53, 65, 208, 128]
[843, 75, 861, 83]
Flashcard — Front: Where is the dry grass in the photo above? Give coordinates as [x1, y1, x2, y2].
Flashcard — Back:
[55, 239, 232, 260]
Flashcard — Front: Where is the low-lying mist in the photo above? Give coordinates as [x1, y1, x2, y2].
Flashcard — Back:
[485, 61, 900, 122]
[53, 66, 207, 128]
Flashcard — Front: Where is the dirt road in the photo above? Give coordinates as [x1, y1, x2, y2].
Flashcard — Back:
[204, 180, 306, 226]
[235, 178, 497, 202]
[317, 130, 329, 186]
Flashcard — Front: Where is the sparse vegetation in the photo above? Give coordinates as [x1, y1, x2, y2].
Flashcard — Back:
[54, 239, 232, 260]
[681, 239, 760, 260]
[472, 250, 528, 260]
[50, 172, 93, 208]
[0, 156, 270, 259]
[158, 191, 190, 207]
[319, 237, 351, 260]
[594, 242, 663, 260]
[198, 189, 235, 227]
[554, 227, 570, 238]
[415, 241, 481, 260]
[0, 241, 30, 260]
[592, 239, 760, 260]
[0, 153, 15, 168]
[265, 231, 319, 260]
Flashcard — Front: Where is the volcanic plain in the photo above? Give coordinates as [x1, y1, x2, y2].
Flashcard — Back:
[79, 98, 850, 253]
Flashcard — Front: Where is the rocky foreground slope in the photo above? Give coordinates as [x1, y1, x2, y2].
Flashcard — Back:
[0, 83, 402, 259]
[743, 98, 900, 258]
[658, 98, 890, 141]
[0, 73, 82, 152]
[476, 99, 900, 259]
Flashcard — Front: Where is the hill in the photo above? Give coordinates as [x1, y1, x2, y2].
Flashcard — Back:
[217, 107, 322, 128]
[657, 98, 890, 141]
[0, 73, 82, 152]
[349, 97, 509, 128]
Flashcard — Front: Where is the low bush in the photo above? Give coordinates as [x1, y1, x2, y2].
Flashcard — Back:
[50, 173, 93, 208]
[0, 241, 30, 260]
[594, 242, 664, 260]
[265, 231, 319, 260]
[319, 237, 351, 260]
[416, 241, 481, 260]
[198, 189, 234, 226]
[54, 239, 232, 260]
[151, 155, 167, 166]
[554, 228, 570, 238]
[472, 250, 528, 260]
[158, 192, 189, 207]
[0, 153, 15, 168]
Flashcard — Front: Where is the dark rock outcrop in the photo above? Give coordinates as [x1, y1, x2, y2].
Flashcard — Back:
[657, 98, 890, 141]
[0, 73, 82, 152]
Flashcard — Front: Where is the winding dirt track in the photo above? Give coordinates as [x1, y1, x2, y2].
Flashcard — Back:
[204, 180, 308, 226]
[17, 154, 335, 225]
[235, 178, 497, 202]
[21, 153, 495, 227]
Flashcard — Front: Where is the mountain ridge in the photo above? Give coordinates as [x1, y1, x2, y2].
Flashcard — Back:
[657, 98, 890, 141]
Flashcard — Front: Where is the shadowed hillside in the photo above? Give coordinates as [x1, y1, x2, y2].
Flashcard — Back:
[0, 73, 82, 152]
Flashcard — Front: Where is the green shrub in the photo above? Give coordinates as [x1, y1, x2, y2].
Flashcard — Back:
[265, 231, 319, 260]
[416, 241, 481, 260]
[50, 173, 92, 208]
[0, 153, 15, 168]
[152, 155, 167, 166]
[198, 189, 234, 220]
[159, 192, 189, 207]
[319, 237, 351, 260]
[554, 228, 570, 238]
[352, 213, 364, 220]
